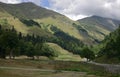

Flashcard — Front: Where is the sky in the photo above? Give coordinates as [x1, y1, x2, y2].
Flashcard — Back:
[0, 0, 120, 20]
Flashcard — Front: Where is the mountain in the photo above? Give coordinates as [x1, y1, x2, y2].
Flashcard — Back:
[0, 2, 63, 19]
[0, 2, 120, 45]
[1, 2, 120, 62]
[0, 2, 83, 41]
[0, 2, 86, 59]
[78, 15, 120, 42]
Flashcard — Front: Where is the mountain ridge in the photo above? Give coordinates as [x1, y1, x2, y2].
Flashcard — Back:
[78, 15, 119, 31]
[77, 15, 120, 42]
[0, 2, 64, 19]
[0, 2, 120, 44]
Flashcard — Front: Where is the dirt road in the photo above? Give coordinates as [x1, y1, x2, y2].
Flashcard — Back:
[88, 62, 120, 73]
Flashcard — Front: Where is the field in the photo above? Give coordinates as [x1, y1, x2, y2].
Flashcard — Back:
[0, 59, 119, 77]
[0, 69, 98, 77]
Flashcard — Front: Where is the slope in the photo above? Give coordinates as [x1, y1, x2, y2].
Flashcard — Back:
[0, 2, 83, 41]
[1, 2, 120, 44]
[77, 15, 120, 42]
[46, 43, 81, 61]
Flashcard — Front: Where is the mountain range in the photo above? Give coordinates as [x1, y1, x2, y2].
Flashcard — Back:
[0, 2, 120, 44]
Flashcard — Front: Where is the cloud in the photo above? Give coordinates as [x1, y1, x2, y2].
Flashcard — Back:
[0, 0, 42, 5]
[0, 0, 21, 4]
[0, 0, 120, 20]
[48, 0, 120, 20]
[22, 0, 42, 6]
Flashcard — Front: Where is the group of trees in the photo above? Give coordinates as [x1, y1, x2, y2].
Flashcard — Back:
[19, 19, 41, 27]
[0, 24, 96, 61]
[98, 26, 120, 60]
[0, 25, 58, 59]
[80, 47, 95, 61]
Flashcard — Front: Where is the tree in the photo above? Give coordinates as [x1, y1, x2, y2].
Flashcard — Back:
[0, 31, 19, 59]
[0, 25, 1, 30]
[18, 32, 22, 40]
[41, 44, 58, 58]
[34, 43, 43, 59]
[0, 46, 6, 59]
[25, 42, 35, 59]
[80, 47, 95, 61]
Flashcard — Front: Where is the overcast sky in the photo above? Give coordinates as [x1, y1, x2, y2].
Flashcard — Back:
[0, 0, 120, 20]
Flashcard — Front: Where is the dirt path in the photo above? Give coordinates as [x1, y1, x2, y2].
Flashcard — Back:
[0, 66, 56, 72]
[88, 62, 120, 73]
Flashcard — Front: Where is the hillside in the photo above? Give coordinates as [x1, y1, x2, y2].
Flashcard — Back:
[0, 2, 120, 45]
[0, 2, 61, 19]
[46, 43, 81, 61]
[78, 16, 120, 42]
[96, 26, 120, 64]
[0, 2, 85, 42]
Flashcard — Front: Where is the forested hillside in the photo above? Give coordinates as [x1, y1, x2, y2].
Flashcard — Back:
[96, 26, 120, 63]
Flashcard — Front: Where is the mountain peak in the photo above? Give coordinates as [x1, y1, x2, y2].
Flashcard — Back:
[17, 2, 37, 6]
[0, 2, 62, 19]
[91, 15, 102, 18]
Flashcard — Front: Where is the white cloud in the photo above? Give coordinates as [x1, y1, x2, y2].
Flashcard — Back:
[65, 14, 89, 21]
[0, 0, 120, 20]
[0, 0, 42, 5]
[22, 0, 42, 6]
[0, 0, 21, 4]
[49, 0, 120, 20]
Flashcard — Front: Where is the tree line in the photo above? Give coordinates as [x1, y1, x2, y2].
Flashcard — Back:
[0, 24, 95, 61]
[0, 25, 58, 59]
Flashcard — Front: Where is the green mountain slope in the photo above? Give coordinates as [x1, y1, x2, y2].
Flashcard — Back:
[78, 16, 120, 42]
[0, 2, 83, 60]
[46, 43, 81, 61]
[0, 2, 83, 41]
[0, 2, 60, 19]
[0, 2, 120, 44]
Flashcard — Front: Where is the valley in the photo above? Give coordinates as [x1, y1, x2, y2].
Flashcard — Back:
[0, 2, 120, 77]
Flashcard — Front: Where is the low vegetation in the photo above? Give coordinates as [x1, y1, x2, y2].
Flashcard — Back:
[19, 19, 41, 27]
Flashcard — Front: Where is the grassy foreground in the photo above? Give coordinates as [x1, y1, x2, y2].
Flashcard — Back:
[0, 59, 119, 77]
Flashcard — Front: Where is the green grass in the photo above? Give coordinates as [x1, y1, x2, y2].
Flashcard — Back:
[35, 17, 84, 40]
[0, 12, 53, 37]
[79, 23, 110, 41]
[46, 43, 81, 61]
